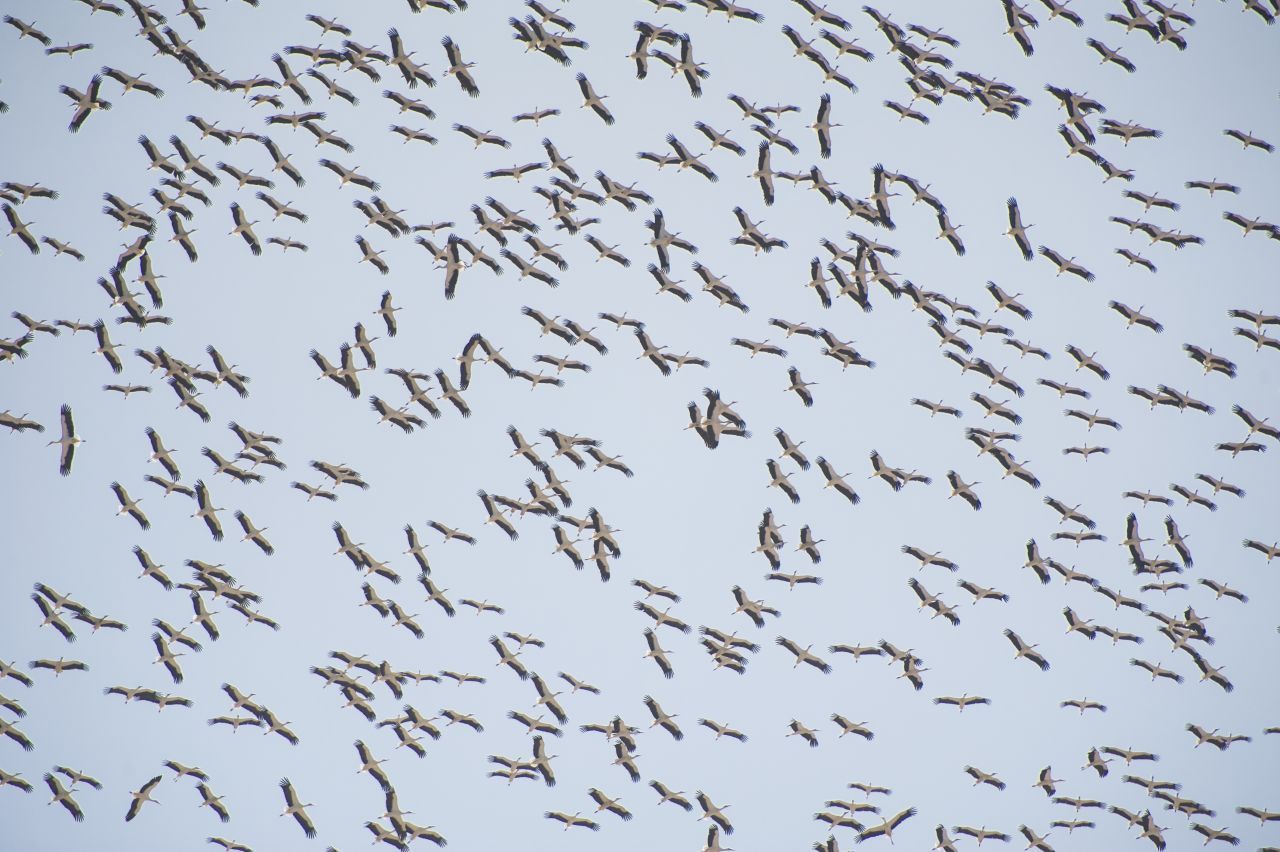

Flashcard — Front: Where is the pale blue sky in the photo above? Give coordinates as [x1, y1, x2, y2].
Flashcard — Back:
[1, 1, 1277, 851]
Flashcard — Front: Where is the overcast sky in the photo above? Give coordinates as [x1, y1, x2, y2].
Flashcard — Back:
[1, 1, 1278, 850]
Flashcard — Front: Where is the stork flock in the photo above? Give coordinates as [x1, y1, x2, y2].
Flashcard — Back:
[2, 0, 1278, 850]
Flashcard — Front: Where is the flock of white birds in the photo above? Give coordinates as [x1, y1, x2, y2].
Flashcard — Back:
[1, 0, 1278, 850]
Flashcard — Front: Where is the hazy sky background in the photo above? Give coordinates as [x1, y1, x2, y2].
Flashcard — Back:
[1, 0, 1277, 850]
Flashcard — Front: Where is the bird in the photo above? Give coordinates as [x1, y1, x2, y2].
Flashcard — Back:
[1061, 698, 1107, 714]
[545, 811, 599, 831]
[440, 36, 479, 97]
[855, 807, 917, 843]
[427, 520, 475, 545]
[48, 405, 82, 476]
[829, 715, 875, 740]
[29, 595, 76, 644]
[110, 482, 149, 530]
[317, 159, 380, 192]
[1190, 824, 1240, 846]
[764, 459, 801, 504]
[227, 203, 260, 255]
[643, 628, 675, 679]
[650, 780, 693, 811]
[488, 636, 528, 680]
[945, 471, 982, 510]
[525, 674, 567, 727]
[1065, 409, 1121, 431]
[776, 637, 832, 673]
[44, 774, 84, 822]
[956, 580, 1008, 606]
[1063, 607, 1097, 639]
[1004, 629, 1050, 670]
[278, 778, 316, 839]
[355, 236, 389, 275]
[1064, 346, 1110, 380]
[4, 15, 51, 45]
[1130, 658, 1183, 683]
[629, 580, 681, 611]
[786, 718, 820, 748]
[1236, 806, 1280, 825]
[60, 74, 112, 132]
[124, 775, 162, 821]
[527, 734, 558, 787]
[912, 398, 963, 418]
[353, 740, 392, 792]
[1233, 405, 1280, 441]
[1038, 246, 1095, 281]
[1044, 497, 1097, 530]
[205, 840, 253, 852]
[1109, 301, 1164, 332]
[161, 760, 208, 783]
[1197, 578, 1247, 603]
[195, 783, 230, 823]
[934, 694, 991, 711]
[477, 491, 518, 540]
[1087, 38, 1136, 72]
[809, 93, 838, 158]
[954, 825, 1011, 844]
[151, 632, 185, 683]
[793, 526, 825, 564]
[1224, 128, 1274, 153]
[1115, 247, 1158, 272]
[192, 481, 224, 541]
[575, 73, 613, 124]
[696, 791, 734, 835]
[884, 100, 928, 123]
[785, 367, 818, 407]
[902, 546, 958, 572]
[3, 204, 40, 254]
[434, 371, 472, 417]
[588, 788, 633, 821]
[585, 447, 633, 477]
